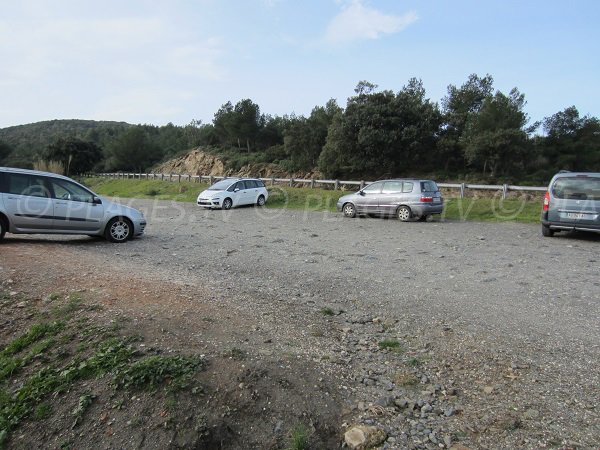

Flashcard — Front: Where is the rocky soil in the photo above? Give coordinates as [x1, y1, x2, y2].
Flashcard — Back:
[151, 148, 321, 180]
[1, 199, 599, 449]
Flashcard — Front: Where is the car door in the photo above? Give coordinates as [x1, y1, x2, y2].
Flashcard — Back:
[2, 172, 54, 231]
[49, 178, 104, 232]
[244, 180, 259, 204]
[227, 181, 244, 207]
[356, 181, 384, 214]
[379, 181, 404, 215]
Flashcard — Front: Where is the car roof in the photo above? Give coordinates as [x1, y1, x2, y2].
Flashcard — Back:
[372, 179, 436, 182]
[0, 166, 73, 181]
[553, 171, 600, 178]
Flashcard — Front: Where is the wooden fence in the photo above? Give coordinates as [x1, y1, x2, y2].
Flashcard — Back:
[92, 173, 547, 199]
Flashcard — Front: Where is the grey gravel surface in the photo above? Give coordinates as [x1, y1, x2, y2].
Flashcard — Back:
[6, 199, 600, 449]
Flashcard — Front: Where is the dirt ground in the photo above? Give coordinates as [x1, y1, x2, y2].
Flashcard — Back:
[0, 244, 345, 449]
[1, 202, 599, 450]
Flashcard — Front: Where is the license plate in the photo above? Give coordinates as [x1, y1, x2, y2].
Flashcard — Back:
[433, 198, 441, 203]
[566, 213, 586, 219]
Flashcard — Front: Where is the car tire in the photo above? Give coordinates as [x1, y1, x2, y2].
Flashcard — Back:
[0, 216, 6, 242]
[396, 206, 412, 222]
[541, 224, 554, 237]
[257, 195, 266, 207]
[222, 198, 233, 210]
[343, 203, 356, 218]
[105, 217, 133, 243]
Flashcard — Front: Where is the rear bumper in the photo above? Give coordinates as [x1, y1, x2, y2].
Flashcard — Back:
[542, 219, 600, 233]
[411, 203, 444, 216]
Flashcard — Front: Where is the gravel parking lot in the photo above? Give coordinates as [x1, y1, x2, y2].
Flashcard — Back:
[2, 199, 599, 449]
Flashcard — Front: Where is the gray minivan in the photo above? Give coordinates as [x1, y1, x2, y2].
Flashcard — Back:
[0, 167, 146, 243]
[541, 171, 600, 237]
[336, 179, 444, 221]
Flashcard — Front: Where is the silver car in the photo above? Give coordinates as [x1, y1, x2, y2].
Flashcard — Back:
[337, 179, 444, 221]
[0, 167, 146, 243]
[541, 171, 600, 236]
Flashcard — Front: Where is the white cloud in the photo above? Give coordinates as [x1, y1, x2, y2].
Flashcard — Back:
[325, 0, 418, 44]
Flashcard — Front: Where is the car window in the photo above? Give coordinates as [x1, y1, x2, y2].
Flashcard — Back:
[237, 181, 247, 190]
[402, 182, 414, 193]
[50, 179, 95, 203]
[420, 181, 437, 192]
[245, 180, 257, 189]
[209, 179, 235, 191]
[363, 181, 383, 194]
[381, 181, 403, 194]
[256, 179, 265, 188]
[553, 177, 600, 200]
[6, 173, 50, 198]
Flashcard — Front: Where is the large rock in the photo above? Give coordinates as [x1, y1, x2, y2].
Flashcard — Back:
[344, 425, 387, 449]
[151, 148, 322, 180]
[153, 149, 226, 176]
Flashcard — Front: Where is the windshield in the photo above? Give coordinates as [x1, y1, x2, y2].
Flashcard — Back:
[553, 176, 600, 200]
[207, 179, 235, 191]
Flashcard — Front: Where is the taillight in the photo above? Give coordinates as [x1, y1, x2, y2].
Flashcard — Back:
[421, 196, 433, 203]
[543, 191, 550, 211]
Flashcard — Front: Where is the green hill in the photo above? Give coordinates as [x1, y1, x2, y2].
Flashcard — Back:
[0, 119, 132, 168]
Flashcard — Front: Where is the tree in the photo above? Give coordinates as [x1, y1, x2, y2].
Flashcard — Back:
[284, 100, 341, 171]
[0, 140, 12, 164]
[541, 106, 600, 171]
[438, 74, 494, 171]
[318, 79, 441, 178]
[213, 99, 262, 151]
[43, 137, 103, 175]
[461, 88, 530, 177]
[104, 127, 163, 172]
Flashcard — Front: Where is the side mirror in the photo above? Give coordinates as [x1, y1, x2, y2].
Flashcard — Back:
[359, 190, 365, 196]
[234, 188, 240, 192]
[92, 196, 102, 205]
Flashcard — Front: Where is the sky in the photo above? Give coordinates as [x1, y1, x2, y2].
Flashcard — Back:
[1, 0, 599, 129]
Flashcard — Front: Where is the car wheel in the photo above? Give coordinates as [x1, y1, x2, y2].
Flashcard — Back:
[257, 195, 266, 207]
[417, 214, 430, 222]
[222, 198, 233, 210]
[541, 224, 554, 237]
[105, 217, 133, 243]
[396, 206, 412, 222]
[343, 203, 356, 218]
[0, 217, 6, 242]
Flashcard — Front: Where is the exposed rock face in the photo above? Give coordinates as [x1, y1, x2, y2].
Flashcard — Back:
[151, 148, 322, 180]
[152, 149, 226, 176]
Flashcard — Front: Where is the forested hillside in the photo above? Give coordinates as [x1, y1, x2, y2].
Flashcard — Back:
[1, 74, 598, 183]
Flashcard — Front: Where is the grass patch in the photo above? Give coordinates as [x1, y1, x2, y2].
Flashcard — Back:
[0, 291, 206, 447]
[288, 423, 310, 450]
[442, 197, 541, 223]
[319, 307, 335, 316]
[82, 177, 542, 223]
[378, 338, 403, 352]
[115, 355, 204, 391]
[406, 357, 421, 367]
[81, 177, 207, 203]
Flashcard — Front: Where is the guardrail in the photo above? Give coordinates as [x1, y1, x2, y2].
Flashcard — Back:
[92, 173, 547, 199]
